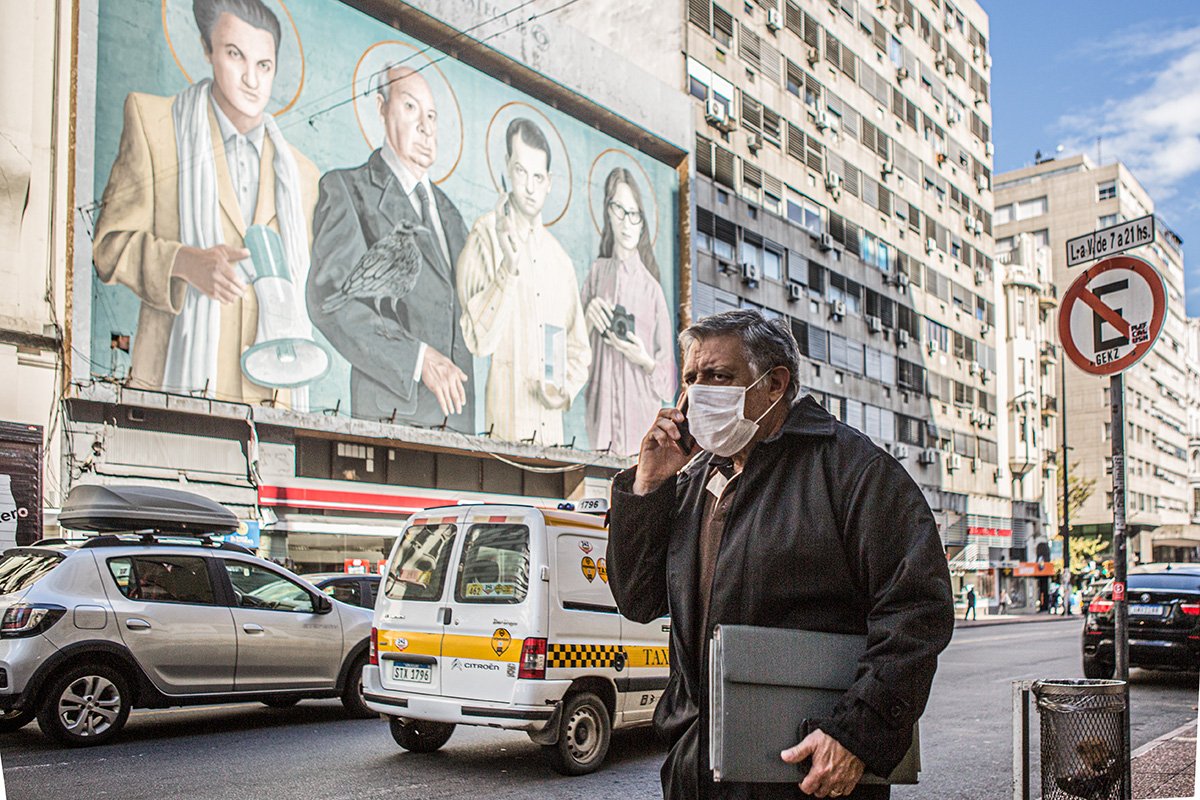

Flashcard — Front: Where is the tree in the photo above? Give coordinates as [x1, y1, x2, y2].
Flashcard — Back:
[1056, 462, 1105, 587]
[1062, 462, 1097, 521]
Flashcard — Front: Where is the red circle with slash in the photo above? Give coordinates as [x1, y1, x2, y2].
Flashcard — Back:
[1059, 255, 1167, 376]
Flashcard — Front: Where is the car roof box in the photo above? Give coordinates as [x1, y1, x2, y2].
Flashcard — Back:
[59, 484, 239, 534]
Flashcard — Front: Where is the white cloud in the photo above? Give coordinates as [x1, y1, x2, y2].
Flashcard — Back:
[1056, 23, 1200, 204]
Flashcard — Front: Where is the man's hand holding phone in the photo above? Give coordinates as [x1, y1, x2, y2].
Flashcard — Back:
[632, 395, 698, 496]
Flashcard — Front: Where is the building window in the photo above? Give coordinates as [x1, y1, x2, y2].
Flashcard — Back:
[1098, 180, 1117, 201]
[786, 194, 824, 235]
[686, 57, 733, 115]
[1015, 196, 1048, 221]
[1098, 213, 1119, 228]
[994, 203, 1013, 225]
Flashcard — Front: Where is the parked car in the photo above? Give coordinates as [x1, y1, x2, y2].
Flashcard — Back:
[1081, 563, 1200, 678]
[0, 484, 374, 746]
[306, 573, 381, 610]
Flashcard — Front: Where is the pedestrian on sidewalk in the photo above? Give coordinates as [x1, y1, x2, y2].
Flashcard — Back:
[608, 309, 955, 800]
[999, 589, 1011, 615]
[965, 585, 977, 620]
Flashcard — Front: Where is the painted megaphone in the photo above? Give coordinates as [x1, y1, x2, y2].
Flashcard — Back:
[240, 224, 330, 389]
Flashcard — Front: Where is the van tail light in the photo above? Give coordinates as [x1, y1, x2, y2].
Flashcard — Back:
[1088, 599, 1114, 614]
[0, 604, 66, 638]
[518, 637, 547, 680]
[1181, 603, 1200, 616]
[370, 627, 379, 666]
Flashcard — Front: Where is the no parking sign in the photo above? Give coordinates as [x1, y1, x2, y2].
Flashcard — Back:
[1058, 255, 1167, 375]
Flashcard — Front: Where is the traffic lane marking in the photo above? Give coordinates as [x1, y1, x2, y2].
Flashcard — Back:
[1078, 285, 1131, 338]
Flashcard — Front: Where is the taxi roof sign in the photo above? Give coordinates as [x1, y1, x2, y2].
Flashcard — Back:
[1058, 254, 1167, 376]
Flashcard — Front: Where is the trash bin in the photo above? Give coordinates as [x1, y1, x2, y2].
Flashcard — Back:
[1032, 679, 1126, 800]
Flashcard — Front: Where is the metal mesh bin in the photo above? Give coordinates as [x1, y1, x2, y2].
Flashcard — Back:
[1032, 679, 1126, 800]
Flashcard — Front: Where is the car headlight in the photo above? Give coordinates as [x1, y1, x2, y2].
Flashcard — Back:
[0, 604, 66, 637]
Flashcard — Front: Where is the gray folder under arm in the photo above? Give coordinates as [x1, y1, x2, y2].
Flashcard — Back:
[708, 624, 920, 784]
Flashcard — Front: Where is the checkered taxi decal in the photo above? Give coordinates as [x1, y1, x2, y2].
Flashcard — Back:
[547, 643, 624, 669]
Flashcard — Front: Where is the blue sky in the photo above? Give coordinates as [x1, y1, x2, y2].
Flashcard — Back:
[984, 0, 1200, 314]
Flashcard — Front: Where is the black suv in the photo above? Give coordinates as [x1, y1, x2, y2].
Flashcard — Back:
[1082, 563, 1200, 678]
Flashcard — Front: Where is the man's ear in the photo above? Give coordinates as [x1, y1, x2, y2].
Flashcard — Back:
[376, 92, 386, 120]
[201, 37, 212, 64]
[769, 366, 790, 402]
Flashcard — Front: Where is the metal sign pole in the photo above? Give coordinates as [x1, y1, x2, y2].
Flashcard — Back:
[1109, 372, 1131, 800]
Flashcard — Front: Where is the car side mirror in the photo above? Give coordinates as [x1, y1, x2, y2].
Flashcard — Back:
[313, 593, 334, 614]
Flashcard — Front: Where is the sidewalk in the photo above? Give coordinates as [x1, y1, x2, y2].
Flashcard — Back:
[1131, 719, 1197, 799]
[955, 606, 1084, 629]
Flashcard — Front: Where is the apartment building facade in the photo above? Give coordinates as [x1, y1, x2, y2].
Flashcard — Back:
[683, 0, 1029, 601]
[996, 155, 1192, 564]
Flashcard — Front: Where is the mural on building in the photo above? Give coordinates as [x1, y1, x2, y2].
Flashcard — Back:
[84, 0, 680, 454]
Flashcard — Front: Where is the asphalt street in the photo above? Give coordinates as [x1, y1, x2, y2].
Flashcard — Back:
[0, 618, 1194, 800]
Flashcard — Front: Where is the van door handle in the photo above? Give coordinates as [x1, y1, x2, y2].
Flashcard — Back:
[243, 623, 265, 634]
[125, 618, 151, 631]
[440, 607, 452, 625]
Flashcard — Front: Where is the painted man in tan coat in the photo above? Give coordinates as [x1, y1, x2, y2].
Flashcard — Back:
[93, 0, 318, 406]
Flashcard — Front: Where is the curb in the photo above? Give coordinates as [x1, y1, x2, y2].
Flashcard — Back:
[954, 614, 1082, 629]
[1131, 719, 1198, 759]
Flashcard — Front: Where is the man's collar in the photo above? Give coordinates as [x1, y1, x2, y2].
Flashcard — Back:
[380, 144, 430, 198]
[768, 394, 838, 440]
[210, 96, 264, 153]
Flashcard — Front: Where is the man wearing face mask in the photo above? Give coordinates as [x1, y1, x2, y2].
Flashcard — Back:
[607, 310, 954, 800]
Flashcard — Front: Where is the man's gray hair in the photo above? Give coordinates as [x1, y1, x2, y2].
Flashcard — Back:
[680, 309, 803, 404]
[372, 61, 424, 104]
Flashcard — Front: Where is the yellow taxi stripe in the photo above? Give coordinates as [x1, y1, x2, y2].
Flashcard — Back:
[376, 629, 524, 662]
[621, 645, 671, 668]
[541, 513, 607, 531]
[376, 629, 441, 657]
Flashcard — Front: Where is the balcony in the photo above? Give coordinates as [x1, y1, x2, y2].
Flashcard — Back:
[1040, 395, 1058, 417]
[1039, 282, 1058, 309]
[1039, 343, 1058, 364]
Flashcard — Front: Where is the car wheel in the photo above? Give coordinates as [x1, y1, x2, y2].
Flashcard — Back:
[542, 691, 611, 776]
[36, 663, 132, 747]
[1082, 654, 1115, 680]
[388, 716, 455, 752]
[340, 654, 374, 719]
[0, 708, 34, 733]
[261, 696, 301, 709]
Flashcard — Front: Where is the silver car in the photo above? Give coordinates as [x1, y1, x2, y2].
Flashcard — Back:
[0, 485, 373, 746]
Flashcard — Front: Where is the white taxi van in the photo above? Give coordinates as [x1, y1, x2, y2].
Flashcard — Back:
[362, 499, 669, 775]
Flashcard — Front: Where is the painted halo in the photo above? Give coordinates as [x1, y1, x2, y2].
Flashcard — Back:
[588, 148, 660, 248]
[352, 41, 464, 185]
[162, 0, 305, 115]
[485, 101, 572, 227]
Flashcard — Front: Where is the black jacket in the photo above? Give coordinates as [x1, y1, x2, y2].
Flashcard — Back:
[307, 150, 474, 427]
[608, 396, 954, 799]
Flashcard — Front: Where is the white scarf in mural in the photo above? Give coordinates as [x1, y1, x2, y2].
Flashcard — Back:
[164, 78, 311, 410]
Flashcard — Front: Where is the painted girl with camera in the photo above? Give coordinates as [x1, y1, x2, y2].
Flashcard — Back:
[581, 167, 677, 455]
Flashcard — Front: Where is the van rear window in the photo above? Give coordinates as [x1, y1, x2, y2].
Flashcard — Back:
[385, 524, 457, 602]
[0, 550, 64, 595]
[455, 524, 529, 604]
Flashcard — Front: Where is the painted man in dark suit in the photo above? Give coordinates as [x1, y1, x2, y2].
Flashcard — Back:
[308, 65, 473, 427]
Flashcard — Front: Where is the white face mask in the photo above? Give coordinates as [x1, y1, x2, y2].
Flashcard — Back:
[686, 371, 782, 457]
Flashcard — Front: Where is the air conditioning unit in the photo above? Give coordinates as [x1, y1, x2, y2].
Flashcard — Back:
[893, 444, 910, 460]
[767, 8, 783, 31]
[705, 98, 727, 126]
[985, 142, 994, 158]
[788, 281, 803, 302]
[925, 237, 937, 254]
[875, 0, 888, 9]
[806, 45, 820, 65]
[741, 262, 761, 286]
[935, 52, 947, 70]
[963, 216, 976, 233]
[881, 159, 894, 176]
[973, 91, 985, 107]
[980, 370, 990, 385]
[816, 110, 831, 130]
[896, 10, 910, 29]
[970, 216, 982, 233]
[829, 114, 841, 133]
[969, 361, 982, 376]
[947, 453, 962, 471]
[867, 315, 883, 333]
[976, 175, 988, 192]
[830, 299, 847, 319]
[983, 53, 992, 69]
[980, 322, 991, 335]
[746, 132, 763, 152]
[947, 108, 961, 126]
[918, 448, 938, 465]
[926, 338, 939, 355]
[825, 171, 843, 191]
[897, 328, 910, 347]
[897, 272, 911, 290]
[972, 46, 982, 62]
[819, 232, 835, 251]
[896, 66, 910, 82]
[974, 268, 986, 285]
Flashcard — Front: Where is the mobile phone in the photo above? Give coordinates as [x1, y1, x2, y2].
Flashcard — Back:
[676, 395, 694, 453]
